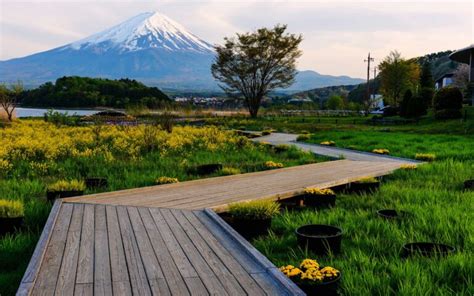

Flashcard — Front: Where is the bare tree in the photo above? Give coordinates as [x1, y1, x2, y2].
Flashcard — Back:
[212, 25, 303, 118]
[0, 81, 23, 121]
[453, 64, 470, 90]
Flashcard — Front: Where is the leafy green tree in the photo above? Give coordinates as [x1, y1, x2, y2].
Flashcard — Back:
[378, 51, 420, 107]
[419, 62, 435, 107]
[433, 87, 463, 119]
[212, 25, 303, 118]
[326, 94, 344, 110]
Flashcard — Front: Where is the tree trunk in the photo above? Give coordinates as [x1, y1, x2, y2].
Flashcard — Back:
[247, 96, 261, 118]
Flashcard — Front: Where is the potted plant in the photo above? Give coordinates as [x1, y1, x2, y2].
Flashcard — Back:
[350, 177, 380, 194]
[274, 144, 290, 153]
[278, 196, 304, 211]
[224, 200, 280, 239]
[302, 188, 336, 208]
[320, 141, 336, 146]
[401, 242, 455, 258]
[295, 224, 343, 255]
[372, 148, 390, 155]
[463, 179, 474, 190]
[280, 259, 341, 296]
[0, 199, 24, 236]
[85, 177, 108, 189]
[415, 153, 436, 162]
[156, 176, 179, 185]
[192, 163, 223, 175]
[264, 161, 284, 169]
[47, 180, 85, 201]
[377, 209, 410, 220]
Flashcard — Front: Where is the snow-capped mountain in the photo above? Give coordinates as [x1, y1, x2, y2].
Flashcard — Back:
[0, 11, 364, 91]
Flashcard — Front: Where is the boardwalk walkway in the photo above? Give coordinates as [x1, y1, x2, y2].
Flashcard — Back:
[19, 133, 418, 295]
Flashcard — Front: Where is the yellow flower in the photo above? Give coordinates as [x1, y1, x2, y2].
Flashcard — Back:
[265, 161, 284, 169]
[304, 188, 335, 196]
[156, 176, 179, 185]
[300, 259, 320, 270]
[372, 148, 390, 155]
[400, 164, 417, 170]
[320, 141, 336, 146]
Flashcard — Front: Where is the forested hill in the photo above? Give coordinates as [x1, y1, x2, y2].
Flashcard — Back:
[20, 76, 170, 108]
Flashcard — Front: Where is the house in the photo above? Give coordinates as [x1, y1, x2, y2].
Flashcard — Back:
[435, 73, 454, 90]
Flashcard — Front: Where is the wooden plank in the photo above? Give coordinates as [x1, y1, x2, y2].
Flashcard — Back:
[55, 203, 84, 294]
[137, 207, 192, 296]
[31, 203, 74, 295]
[94, 204, 113, 295]
[18, 200, 62, 296]
[74, 283, 93, 296]
[76, 204, 95, 286]
[105, 205, 132, 295]
[151, 208, 228, 295]
[116, 206, 152, 296]
[169, 209, 248, 295]
[127, 206, 170, 295]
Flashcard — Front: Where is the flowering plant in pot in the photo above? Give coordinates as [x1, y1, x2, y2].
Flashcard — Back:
[47, 179, 85, 201]
[156, 176, 179, 185]
[280, 259, 341, 296]
[372, 148, 390, 155]
[302, 188, 336, 208]
[320, 141, 336, 146]
[225, 200, 280, 239]
[0, 199, 24, 236]
[264, 161, 284, 169]
[350, 177, 380, 194]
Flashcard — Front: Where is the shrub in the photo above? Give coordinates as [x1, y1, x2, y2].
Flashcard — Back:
[220, 167, 241, 176]
[400, 91, 427, 118]
[156, 176, 179, 185]
[383, 106, 399, 117]
[399, 164, 417, 170]
[274, 144, 290, 152]
[0, 199, 24, 218]
[296, 134, 310, 141]
[372, 148, 390, 155]
[356, 177, 379, 183]
[265, 161, 284, 169]
[304, 188, 335, 196]
[47, 180, 85, 192]
[320, 141, 335, 146]
[420, 87, 435, 107]
[433, 87, 463, 119]
[415, 153, 436, 161]
[228, 200, 280, 220]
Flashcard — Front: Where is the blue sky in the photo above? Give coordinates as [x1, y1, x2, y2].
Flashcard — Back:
[1, 0, 472, 78]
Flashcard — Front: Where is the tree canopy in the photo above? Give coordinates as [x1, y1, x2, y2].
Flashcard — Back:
[211, 24, 303, 117]
[21, 76, 170, 108]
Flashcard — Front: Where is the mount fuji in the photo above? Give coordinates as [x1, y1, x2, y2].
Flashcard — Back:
[0, 11, 364, 91]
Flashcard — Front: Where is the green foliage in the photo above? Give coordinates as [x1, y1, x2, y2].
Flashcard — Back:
[356, 177, 379, 183]
[415, 153, 436, 162]
[212, 25, 303, 117]
[400, 90, 427, 119]
[0, 200, 24, 218]
[21, 76, 170, 109]
[43, 109, 80, 126]
[47, 180, 85, 192]
[326, 94, 345, 110]
[419, 62, 434, 89]
[296, 134, 310, 141]
[228, 200, 280, 220]
[433, 87, 463, 119]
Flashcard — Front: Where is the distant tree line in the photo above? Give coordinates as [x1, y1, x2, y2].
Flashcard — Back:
[20, 76, 170, 108]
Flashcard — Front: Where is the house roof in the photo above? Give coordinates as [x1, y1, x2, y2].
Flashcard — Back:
[449, 44, 474, 64]
[435, 73, 454, 83]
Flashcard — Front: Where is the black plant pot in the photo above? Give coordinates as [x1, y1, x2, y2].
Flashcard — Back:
[303, 194, 336, 208]
[298, 273, 342, 296]
[193, 164, 223, 175]
[0, 217, 24, 236]
[278, 196, 304, 211]
[377, 209, 409, 220]
[47, 190, 84, 202]
[401, 242, 455, 258]
[296, 224, 343, 255]
[464, 179, 474, 190]
[349, 181, 380, 194]
[85, 177, 108, 189]
[220, 213, 272, 239]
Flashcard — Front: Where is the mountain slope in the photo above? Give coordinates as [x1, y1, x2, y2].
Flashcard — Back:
[1, 11, 364, 91]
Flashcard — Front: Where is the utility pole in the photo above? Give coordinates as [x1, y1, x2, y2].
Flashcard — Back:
[373, 67, 377, 101]
[364, 53, 374, 114]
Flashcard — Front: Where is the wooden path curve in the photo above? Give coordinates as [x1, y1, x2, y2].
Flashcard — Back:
[18, 133, 418, 295]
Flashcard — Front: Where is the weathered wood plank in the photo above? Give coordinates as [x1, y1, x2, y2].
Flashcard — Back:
[127, 206, 170, 295]
[55, 203, 84, 294]
[75, 204, 95, 285]
[94, 204, 113, 295]
[116, 206, 152, 296]
[31, 203, 74, 295]
[137, 207, 191, 296]
[105, 205, 132, 295]
[18, 200, 62, 296]
[153, 208, 228, 295]
[74, 283, 93, 296]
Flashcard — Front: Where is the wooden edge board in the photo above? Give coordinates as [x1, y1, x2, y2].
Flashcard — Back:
[16, 200, 63, 296]
[202, 208, 304, 295]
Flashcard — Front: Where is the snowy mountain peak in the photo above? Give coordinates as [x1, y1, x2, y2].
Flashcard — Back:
[69, 11, 214, 53]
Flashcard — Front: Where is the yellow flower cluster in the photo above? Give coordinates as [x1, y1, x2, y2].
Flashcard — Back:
[0, 159, 13, 174]
[279, 265, 303, 278]
[156, 177, 179, 185]
[0, 199, 24, 218]
[304, 188, 335, 196]
[415, 153, 436, 161]
[47, 180, 86, 192]
[400, 164, 417, 170]
[0, 121, 248, 165]
[320, 141, 336, 146]
[265, 161, 284, 169]
[281, 259, 340, 284]
[372, 148, 390, 155]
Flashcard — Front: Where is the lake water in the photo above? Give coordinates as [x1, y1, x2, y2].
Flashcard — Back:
[15, 107, 98, 118]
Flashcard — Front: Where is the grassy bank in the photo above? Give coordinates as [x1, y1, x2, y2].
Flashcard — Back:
[0, 120, 322, 295]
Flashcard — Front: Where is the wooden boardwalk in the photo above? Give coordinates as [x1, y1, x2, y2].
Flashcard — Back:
[66, 160, 403, 212]
[18, 200, 303, 296]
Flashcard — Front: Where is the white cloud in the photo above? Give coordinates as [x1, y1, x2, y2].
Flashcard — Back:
[0, 0, 472, 78]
